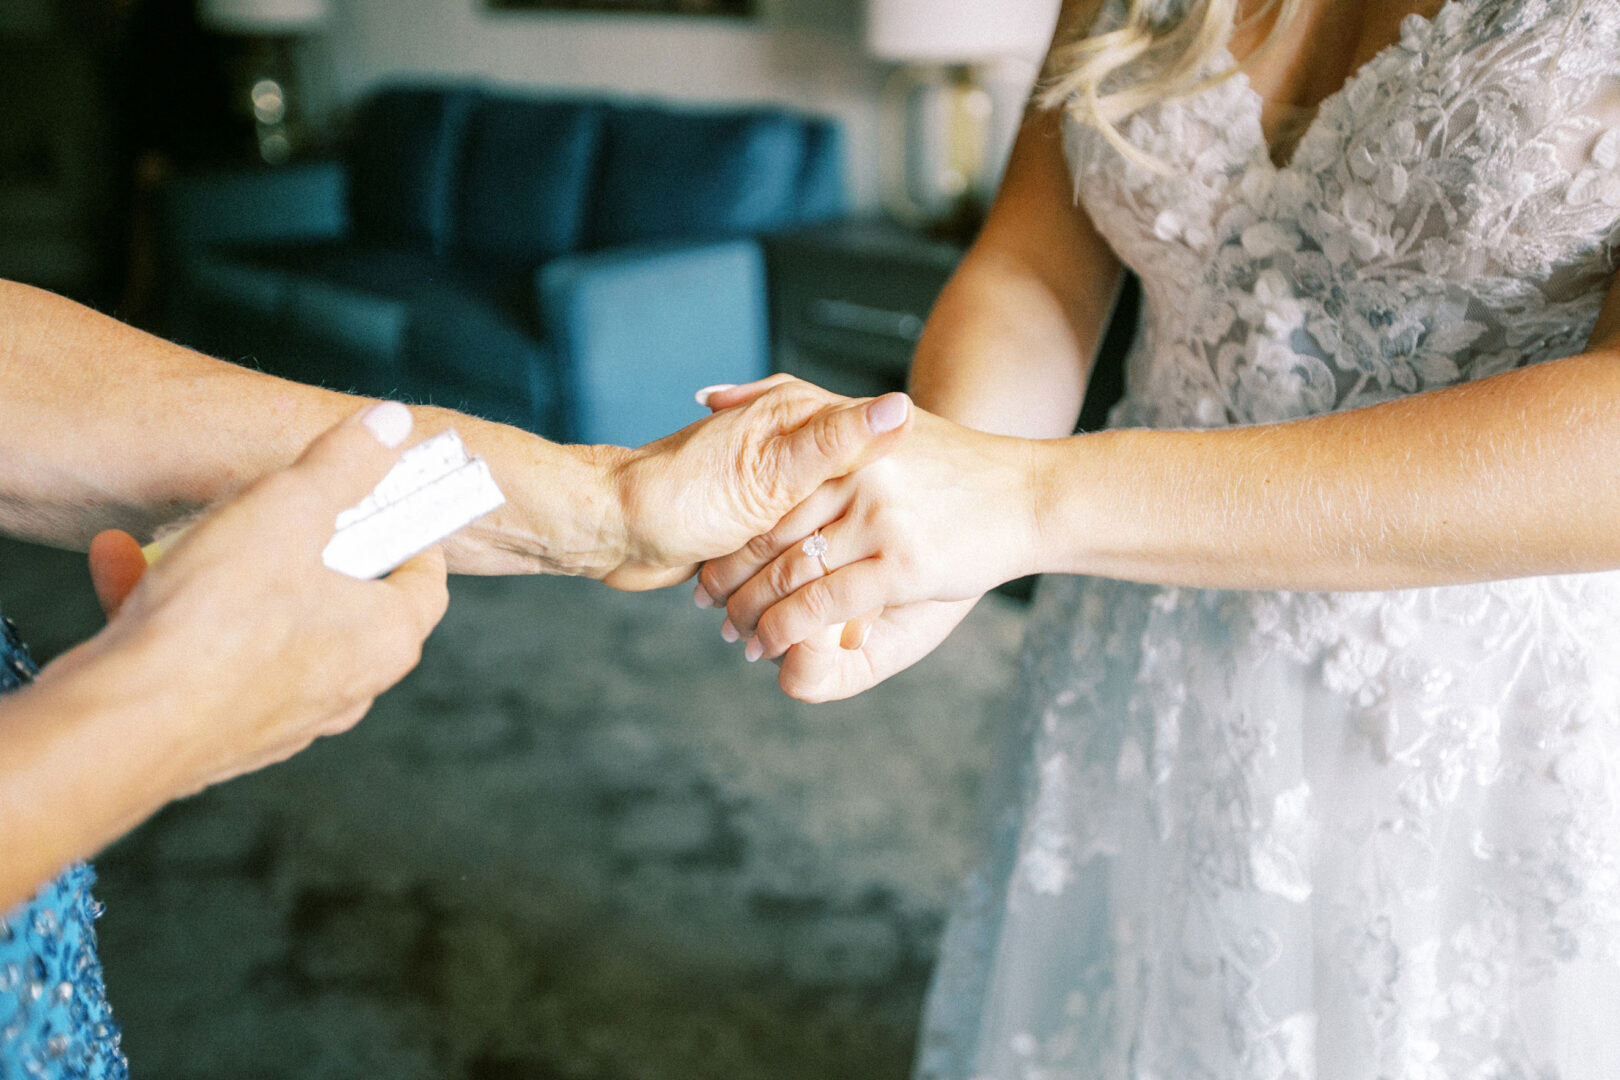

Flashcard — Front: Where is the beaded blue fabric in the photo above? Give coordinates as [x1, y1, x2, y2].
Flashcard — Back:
[0, 613, 127, 1079]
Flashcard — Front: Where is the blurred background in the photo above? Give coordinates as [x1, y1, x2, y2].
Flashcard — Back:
[0, 0, 1130, 1076]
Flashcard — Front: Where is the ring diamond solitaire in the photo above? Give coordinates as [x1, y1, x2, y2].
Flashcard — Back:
[802, 531, 831, 574]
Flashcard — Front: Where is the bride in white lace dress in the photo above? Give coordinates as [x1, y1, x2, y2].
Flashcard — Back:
[697, 0, 1620, 1075]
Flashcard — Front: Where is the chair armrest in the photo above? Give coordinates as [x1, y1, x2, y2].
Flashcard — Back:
[538, 239, 771, 447]
[154, 159, 349, 259]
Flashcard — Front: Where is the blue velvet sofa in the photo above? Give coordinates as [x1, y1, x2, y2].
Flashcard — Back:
[156, 85, 846, 445]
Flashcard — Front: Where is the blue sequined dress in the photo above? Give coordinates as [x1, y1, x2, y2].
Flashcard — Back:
[0, 612, 127, 1079]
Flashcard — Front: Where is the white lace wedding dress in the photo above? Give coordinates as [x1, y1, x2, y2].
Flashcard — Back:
[915, 2, 1620, 1077]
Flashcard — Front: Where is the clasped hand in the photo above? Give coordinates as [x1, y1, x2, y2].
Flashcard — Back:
[696, 382, 1040, 703]
[52, 378, 919, 807]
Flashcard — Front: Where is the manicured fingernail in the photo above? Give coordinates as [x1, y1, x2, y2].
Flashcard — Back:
[693, 581, 714, 609]
[695, 384, 737, 407]
[840, 622, 871, 651]
[744, 636, 763, 663]
[361, 400, 413, 447]
[867, 393, 910, 434]
[720, 618, 740, 643]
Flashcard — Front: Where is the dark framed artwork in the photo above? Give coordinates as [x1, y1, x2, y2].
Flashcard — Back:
[487, 0, 755, 14]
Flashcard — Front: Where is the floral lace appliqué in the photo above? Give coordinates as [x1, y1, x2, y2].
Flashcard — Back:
[917, 2, 1620, 1078]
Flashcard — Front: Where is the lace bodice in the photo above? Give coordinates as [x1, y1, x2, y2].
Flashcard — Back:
[1066, 0, 1620, 429]
[915, 3, 1620, 1078]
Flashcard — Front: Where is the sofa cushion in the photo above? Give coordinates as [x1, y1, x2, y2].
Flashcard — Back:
[796, 121, 847, 222]
[456, 97, 605, 268]
[347, 86, 478, 253]
[397, 286, 562, 435]
[588, 106, 817, 249]
[170, 253, 291, 364]
[280, 277, 408, 381]
[216, 241, 564, 435]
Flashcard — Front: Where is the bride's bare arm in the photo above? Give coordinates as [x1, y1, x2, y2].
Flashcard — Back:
[908, 100, 1123, 436]
[1032, 293, 1620, 590]
[0, 281, 907, 589]
[908, 0, 1124, 435]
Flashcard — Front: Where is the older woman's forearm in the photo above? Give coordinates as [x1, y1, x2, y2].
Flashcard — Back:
[0, 280, 625, 575]
[0, 281, 909, 588]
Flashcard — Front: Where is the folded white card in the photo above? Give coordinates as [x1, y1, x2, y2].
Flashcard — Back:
[321, 429, 506, 579]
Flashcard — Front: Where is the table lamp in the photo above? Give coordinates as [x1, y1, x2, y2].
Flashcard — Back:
[198, 0, 330, 164]
[866, 0, 1060, 239]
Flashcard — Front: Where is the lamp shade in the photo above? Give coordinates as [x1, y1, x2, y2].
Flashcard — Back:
[198, 0, 330, 33]
[865, 0, 1061, 62]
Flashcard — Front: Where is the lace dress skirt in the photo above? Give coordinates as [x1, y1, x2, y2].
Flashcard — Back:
[915, 571, 1620, 1079]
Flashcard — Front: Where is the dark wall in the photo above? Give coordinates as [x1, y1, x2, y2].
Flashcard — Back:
[0, 0, 236, 313]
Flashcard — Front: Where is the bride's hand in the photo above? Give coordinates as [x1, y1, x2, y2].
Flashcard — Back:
[697, 403, 1038, 687]
[602, 375, 912, 591]
[771, 598, 980, 703]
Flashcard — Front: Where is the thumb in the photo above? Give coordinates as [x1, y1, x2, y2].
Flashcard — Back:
[774, 392, 911, 492]
[88, 529, 147, 619]
[281, 401, 418, 537]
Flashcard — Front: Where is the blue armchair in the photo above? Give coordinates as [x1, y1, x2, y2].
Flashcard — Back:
[156, 85, 845, 445]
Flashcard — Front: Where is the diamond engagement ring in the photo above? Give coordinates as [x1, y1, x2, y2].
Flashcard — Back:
[801, 530, 832, 575]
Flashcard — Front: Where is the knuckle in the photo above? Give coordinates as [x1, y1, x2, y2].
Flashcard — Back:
[809, 414, 848, 462]
[759, 595, 814, 653]
[744, 530, 780, 563]
[799, 581, 833, 622]
[764, 556, 797, 601]
[746, 385, 798, 432]
[757, 378, 809, 408]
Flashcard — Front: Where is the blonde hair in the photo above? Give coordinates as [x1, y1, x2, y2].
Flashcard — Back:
[1041, 0, 1589, 170]
[1038, 0, 1303, 169]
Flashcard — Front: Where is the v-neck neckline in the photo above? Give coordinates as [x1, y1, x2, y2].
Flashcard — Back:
[1227, 0, 1465, 173]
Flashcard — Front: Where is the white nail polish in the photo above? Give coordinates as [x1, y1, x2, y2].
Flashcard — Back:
[694, 582, 714, 609]
[744, 637, 763, 663]
[694, 384, 737, 407]
[361, 401, 413, 448]
[721, 618, 740, 643]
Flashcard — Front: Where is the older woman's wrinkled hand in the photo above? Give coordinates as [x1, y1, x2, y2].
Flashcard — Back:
[599, 374, 913, 591]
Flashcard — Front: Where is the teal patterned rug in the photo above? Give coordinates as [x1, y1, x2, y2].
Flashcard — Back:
[0, 538, 1026, 1080]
